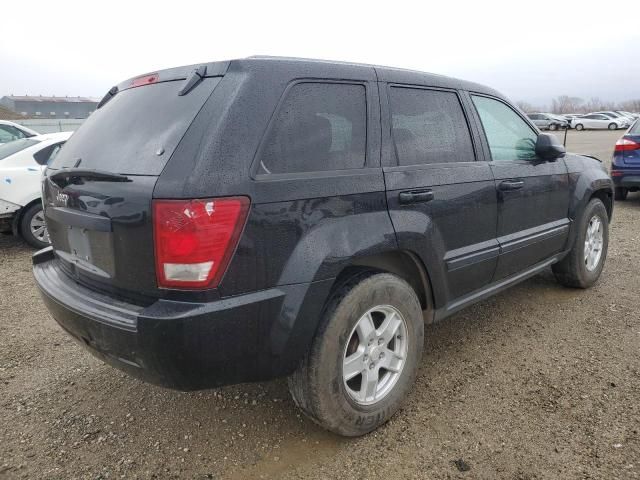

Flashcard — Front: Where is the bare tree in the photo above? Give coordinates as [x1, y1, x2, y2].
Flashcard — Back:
[551, 95, 583, 114]
[515, 101, 537, 113]
[619, 99, 640, 113]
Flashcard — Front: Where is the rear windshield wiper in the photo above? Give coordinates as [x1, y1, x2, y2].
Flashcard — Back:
[49, 168, 131, 187]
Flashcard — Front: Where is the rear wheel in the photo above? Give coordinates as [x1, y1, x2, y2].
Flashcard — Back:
[288, 272, 424, 436]
[552, 198, 608, 288]
[608, 123, 617, 130]
[19, 203, 50, 249]
[575, 123, 584, 131]
[614, 187, 628, 201]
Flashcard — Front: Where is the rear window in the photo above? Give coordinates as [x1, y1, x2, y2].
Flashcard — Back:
[49, 77, 221, 175]
[630, 120, 640, 134]
[0, 138, 40, 160]
[258, 82, 367, 174]
[389, 87, 475, 166]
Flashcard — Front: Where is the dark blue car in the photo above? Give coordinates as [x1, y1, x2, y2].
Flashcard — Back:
[612, 120, 640, 200]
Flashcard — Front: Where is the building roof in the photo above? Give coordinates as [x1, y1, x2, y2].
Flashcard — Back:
[3, 95, 99, 103]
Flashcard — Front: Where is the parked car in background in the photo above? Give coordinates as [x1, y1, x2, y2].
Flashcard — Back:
[611, 120, 640, 200]
[593, 111, 632, 128]
[33, 57, 613, 437]
[615, 111, 638, 120]
[0, 132, 72, 247]
[572, 114, 624, 130]
[0, 120, 39, 145]
[527, 113, 568, 130]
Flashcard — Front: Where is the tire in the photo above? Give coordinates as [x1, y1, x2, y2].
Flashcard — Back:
[19, 202, 50, 249]
[549, 123, 558, 131]
[614, 187, 628, 201]
[608, 123, 617, 130]
[552, 198, 608, 288]
[575, 124, 584, 131]
[288, 272, 424, 436]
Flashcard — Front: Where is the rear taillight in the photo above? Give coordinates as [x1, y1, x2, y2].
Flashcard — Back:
[615, 137, 640, 152]
[153, 197, 250, 289]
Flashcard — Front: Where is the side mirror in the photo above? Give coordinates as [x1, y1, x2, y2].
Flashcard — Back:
[535, 133, 565, 160]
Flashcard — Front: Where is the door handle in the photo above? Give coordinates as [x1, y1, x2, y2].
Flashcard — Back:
[499, 180, 524, 191]
[399, 189, 434, 205]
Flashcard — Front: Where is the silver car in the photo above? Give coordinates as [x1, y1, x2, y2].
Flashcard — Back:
[527, 113, 569, 131]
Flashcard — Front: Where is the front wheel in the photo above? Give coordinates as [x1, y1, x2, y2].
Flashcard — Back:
[608, 123, 617, 130]
[552, 198, 608, 288]
[19, 203, 50, 249]
[549, 123, 558, 131]
[288, 272, 424, 436]
[575, 123, 584, 131]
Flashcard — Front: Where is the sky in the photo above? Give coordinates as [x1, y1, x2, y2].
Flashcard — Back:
[1, 0, 638, 108]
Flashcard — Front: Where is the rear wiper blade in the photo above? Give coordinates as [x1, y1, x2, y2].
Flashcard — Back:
[49, 168, 131, 187]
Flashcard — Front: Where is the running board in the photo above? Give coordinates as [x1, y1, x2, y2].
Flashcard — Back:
[433, 255, 561, 323]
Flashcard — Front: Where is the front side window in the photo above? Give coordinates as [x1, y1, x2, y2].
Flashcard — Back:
[472, 96, 537, 161]
[259, 82, 367, 174]
[389, 87, 475, 166]
[0, 125, 26, 143]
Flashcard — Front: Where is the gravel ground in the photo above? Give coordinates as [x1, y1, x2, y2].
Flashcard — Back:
[1, 129, 639, 479]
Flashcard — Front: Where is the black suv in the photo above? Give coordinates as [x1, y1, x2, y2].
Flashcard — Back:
[33, 57, 613, 436]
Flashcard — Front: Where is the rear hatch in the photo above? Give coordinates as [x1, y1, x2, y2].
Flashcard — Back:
[44, 63, 227, 302]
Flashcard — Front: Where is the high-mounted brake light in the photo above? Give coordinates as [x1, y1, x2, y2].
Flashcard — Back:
[615, 137, 640, 152]
[129, 73, 159, 89]
[153, 197, 250, 289]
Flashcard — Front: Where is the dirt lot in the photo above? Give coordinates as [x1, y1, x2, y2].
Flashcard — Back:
[1, 129, 639, 479]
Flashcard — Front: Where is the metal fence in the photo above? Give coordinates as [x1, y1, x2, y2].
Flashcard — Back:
[13, 118, 85, 134]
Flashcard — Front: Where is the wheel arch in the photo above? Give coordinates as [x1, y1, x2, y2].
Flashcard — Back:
[590, 187, 613, 221]
[330, 250, 435, 323]
[11, 197, 42, 237]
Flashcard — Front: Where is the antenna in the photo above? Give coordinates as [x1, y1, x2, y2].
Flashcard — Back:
[563, 120, 569, 147]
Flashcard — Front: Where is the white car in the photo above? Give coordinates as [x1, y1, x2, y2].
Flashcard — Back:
[592, 111, 632, 127]
[0, 132, 72, 247]
[0, 120, 39, 145]
[571, 114, 625, 131]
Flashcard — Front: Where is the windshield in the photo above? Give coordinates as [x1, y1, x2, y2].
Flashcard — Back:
[50, 77, 222, 175]
[0, 138, 40, 161]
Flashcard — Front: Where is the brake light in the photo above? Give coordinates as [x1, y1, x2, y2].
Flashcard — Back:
[129, 73, 159, 88]
[153, 197, 250, 289]
[615, 137, 640, 152]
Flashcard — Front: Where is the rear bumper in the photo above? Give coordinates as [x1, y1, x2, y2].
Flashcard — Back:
[612, 169, 640, 188]
[33, 247, 332, 390]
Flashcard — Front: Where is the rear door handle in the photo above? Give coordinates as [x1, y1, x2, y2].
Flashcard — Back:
[399, 189, 434, 205]
[499, 180, 524, 191]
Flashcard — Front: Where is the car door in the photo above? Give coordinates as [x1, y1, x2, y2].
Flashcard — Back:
[470, 94, 570, 280]
[382, 84, 499, 305]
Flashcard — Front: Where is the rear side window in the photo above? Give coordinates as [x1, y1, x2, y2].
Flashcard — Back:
[49, 77, 221, 175]
[389, 87, 475, 166]
[33, 142, 64, 165]
[258, 82, 367, 174]
[472, 95, 537, 162]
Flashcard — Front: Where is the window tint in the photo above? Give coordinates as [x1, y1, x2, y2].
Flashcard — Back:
[259, 82, 366, 174]
[389, 87, 474, 166]
[0, 125, 26, 143]
[472, 96, 537, 161]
